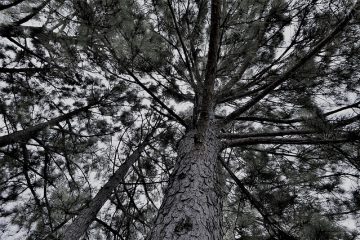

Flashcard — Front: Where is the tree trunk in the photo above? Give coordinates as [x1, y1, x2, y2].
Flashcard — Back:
[147, 125, 223, 240]
[62, 142, 146, 240]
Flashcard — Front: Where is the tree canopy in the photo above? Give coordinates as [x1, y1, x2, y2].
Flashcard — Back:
[0, 0, 360, 239]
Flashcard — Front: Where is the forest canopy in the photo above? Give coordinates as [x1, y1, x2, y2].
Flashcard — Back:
[0, 0, 360, 239]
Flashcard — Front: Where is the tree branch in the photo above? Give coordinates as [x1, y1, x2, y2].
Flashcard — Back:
[219, 157, 297, 240]
[0, 0, 27, 11]
[216, 100, 360, 125]
[13, 0, 50, 26]
[222, 136, 359, 149]
[166, 0, 197, 90]
[334, 113, 360, 128]
[220, 129, 316, 139]
[95, 218, 125, 240]
[0, 102, 98, 147]
[0, 67, 50, 73]
[216, 84, 267, 104]
[103, 36, 188, 129]
[222, 1, 360, 125]
[215, 115, 303, 124]
[217, 9, 269, 95]
[0, 25, 45, 38]
[126, 71, 188, 128]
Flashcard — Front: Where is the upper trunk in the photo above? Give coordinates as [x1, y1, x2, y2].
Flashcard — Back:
[147, 124, 223, 240]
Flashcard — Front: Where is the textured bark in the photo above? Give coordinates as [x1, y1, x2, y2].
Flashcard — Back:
[147, 126, 223, 240]
[63, 142, 146, 240]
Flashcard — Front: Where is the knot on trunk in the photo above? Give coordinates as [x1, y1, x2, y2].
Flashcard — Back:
[194, 133, 204, 144]
[174, 216, 193, 235]
[177, 173, 186, 179]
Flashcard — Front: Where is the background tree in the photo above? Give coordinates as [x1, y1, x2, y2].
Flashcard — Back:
[0, 0, 360, 239]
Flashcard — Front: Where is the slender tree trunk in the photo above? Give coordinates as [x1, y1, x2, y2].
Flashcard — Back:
[147, 125, 223, 240]
[62, 142, 146, 240]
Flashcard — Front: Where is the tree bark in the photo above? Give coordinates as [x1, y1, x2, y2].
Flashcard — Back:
[147, 126, 223, 240]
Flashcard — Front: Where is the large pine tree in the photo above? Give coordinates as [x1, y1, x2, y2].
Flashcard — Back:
[0, 0, 360, 239]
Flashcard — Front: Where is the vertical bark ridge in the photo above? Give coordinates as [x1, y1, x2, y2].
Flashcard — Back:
[148, 126, 223, 240]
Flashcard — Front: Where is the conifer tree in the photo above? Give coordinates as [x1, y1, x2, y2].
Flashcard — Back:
[1, 0, 360, 239]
